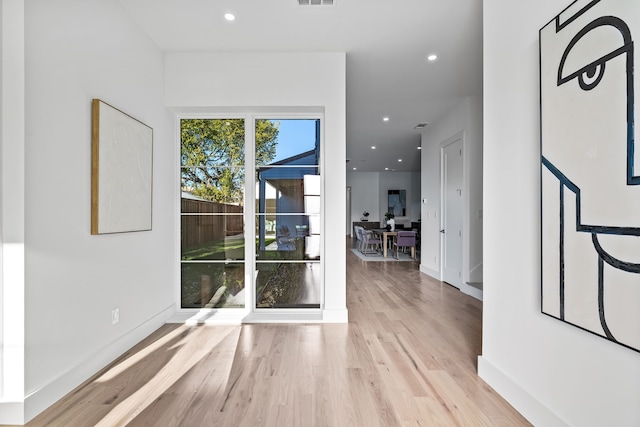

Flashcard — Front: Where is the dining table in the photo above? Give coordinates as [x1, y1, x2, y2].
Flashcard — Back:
[372, 228, 397, 258]
[372, 228, 417, 258]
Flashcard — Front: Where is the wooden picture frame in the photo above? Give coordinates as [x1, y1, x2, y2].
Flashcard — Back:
[91, 99, 153, 234]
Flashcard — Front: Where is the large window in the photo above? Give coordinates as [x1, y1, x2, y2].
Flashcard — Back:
[180, 117, 322, 310]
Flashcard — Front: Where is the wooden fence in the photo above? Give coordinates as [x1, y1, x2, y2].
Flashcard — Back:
[181, 198, 244, 250]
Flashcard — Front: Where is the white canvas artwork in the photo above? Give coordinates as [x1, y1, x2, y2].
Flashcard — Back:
[540, 0, 640, 353]
[91, 99, 153, 234]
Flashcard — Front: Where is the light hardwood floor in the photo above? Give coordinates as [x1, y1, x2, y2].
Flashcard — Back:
[23, 240, 530, 426]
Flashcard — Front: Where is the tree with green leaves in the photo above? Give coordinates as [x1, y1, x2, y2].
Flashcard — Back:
[181, 119, 279, 204]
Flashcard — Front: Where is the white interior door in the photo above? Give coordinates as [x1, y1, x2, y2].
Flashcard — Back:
[442, 138, 463, 288]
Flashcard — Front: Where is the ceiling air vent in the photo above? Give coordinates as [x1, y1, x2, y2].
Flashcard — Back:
[414, 122, 429, 129]
[298, 0, 334, 6]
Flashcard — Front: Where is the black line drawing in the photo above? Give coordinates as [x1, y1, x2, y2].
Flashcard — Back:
[540, 0, 639, 353]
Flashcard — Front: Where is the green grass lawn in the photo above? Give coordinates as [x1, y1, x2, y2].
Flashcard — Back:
[182, 237, 276, 260]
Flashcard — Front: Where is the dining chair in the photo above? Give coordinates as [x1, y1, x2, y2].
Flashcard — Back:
[361, 229, 382, 256]
[393, 230, 416, 259]
[354, 226, 365, 252]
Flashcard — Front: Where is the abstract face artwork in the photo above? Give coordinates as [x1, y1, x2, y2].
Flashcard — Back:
[540, 0, 639, 352]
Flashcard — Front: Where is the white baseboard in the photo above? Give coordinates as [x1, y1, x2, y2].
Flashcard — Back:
[419, 264, 440, 280]
[167, 308, 248, 325]
[322, 308, 348, 323]
[420, 265, 482, 301]
[167, 308, 348, 324]
[461, 283, 483, 301]
[477, 356, 568, 427]
[0, 401, 25, 425]
[12, 304, 176, 425]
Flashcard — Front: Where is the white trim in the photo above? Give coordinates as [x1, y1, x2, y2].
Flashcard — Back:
[321, 308, 348, 323]
[3, 304, 175, 425]
[244, 312, 323, 323]
[419, 264, 440, 280]
[1, 0, 26, 407]
[166, 308, 347, 324]
[478, 356, 568, 427]
[420, 265, 481, 301]
[167, 308, 249, 325]
[245, 117, 256, 311]
[176, 111, 333, 322]
[460, 283, 483, 301]
[0, 402, 24, 426]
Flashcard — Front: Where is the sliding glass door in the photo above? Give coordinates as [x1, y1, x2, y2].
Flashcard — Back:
[179, 116, 322, 311]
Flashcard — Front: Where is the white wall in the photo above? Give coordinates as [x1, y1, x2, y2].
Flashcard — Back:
[1, 0, 26, 414]
[420, 96, 483, 288]
[481, 1, 640, 426]
[347, 172, 380, 232]
[0, 0, 177, 423]
[164, 52, 347, 322]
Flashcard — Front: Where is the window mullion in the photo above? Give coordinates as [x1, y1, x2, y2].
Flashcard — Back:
[245, 116, 257, 311]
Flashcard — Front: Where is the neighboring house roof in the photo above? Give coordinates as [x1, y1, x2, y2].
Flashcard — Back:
[181, 191, 209, 201]
[258, 149, 317, 171]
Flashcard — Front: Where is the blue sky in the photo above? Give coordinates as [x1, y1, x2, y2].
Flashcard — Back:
[270, 119, 317, 162]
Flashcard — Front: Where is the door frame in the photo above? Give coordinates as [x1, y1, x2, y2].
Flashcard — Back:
[175, 111, 325, 323]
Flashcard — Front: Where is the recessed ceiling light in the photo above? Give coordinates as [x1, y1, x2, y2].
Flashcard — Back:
[398, 159, 403, 162]
[298, 0, 334, 6]
[382, 117, 390, 122]
[353, 167, 357, 170]
[224, 12, 236, 21]
[371, 146, 376, 149]
[385, 167, 389, 171]
[427, 54, 438, 61]
[417, 146, 422, 150]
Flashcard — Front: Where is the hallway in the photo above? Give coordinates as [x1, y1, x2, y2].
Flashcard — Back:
[24, 243, 529, 426]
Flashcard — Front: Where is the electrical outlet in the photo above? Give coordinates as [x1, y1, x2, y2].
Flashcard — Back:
[112, 308, 120, 325]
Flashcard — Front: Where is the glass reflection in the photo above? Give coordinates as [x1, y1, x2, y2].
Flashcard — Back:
[255, 168, 319, 214]
[181, 215, 244, 260]
[255, 214, 320, 260]
[255, 262, 320, 308]
[180, 119, 245, 167]
[256, 119, 319, 165]
[181, 262, 245, 309]
[182, 166, 245, 205]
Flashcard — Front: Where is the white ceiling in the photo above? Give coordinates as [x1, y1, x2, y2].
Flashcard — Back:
[118, 0, 483, 172]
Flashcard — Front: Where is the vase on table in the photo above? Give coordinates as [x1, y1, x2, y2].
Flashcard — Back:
[386, 218, 395, 231]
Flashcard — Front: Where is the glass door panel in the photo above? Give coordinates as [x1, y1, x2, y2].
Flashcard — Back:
[255, 119, 321, 309]
[180, 118, 246, 309]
